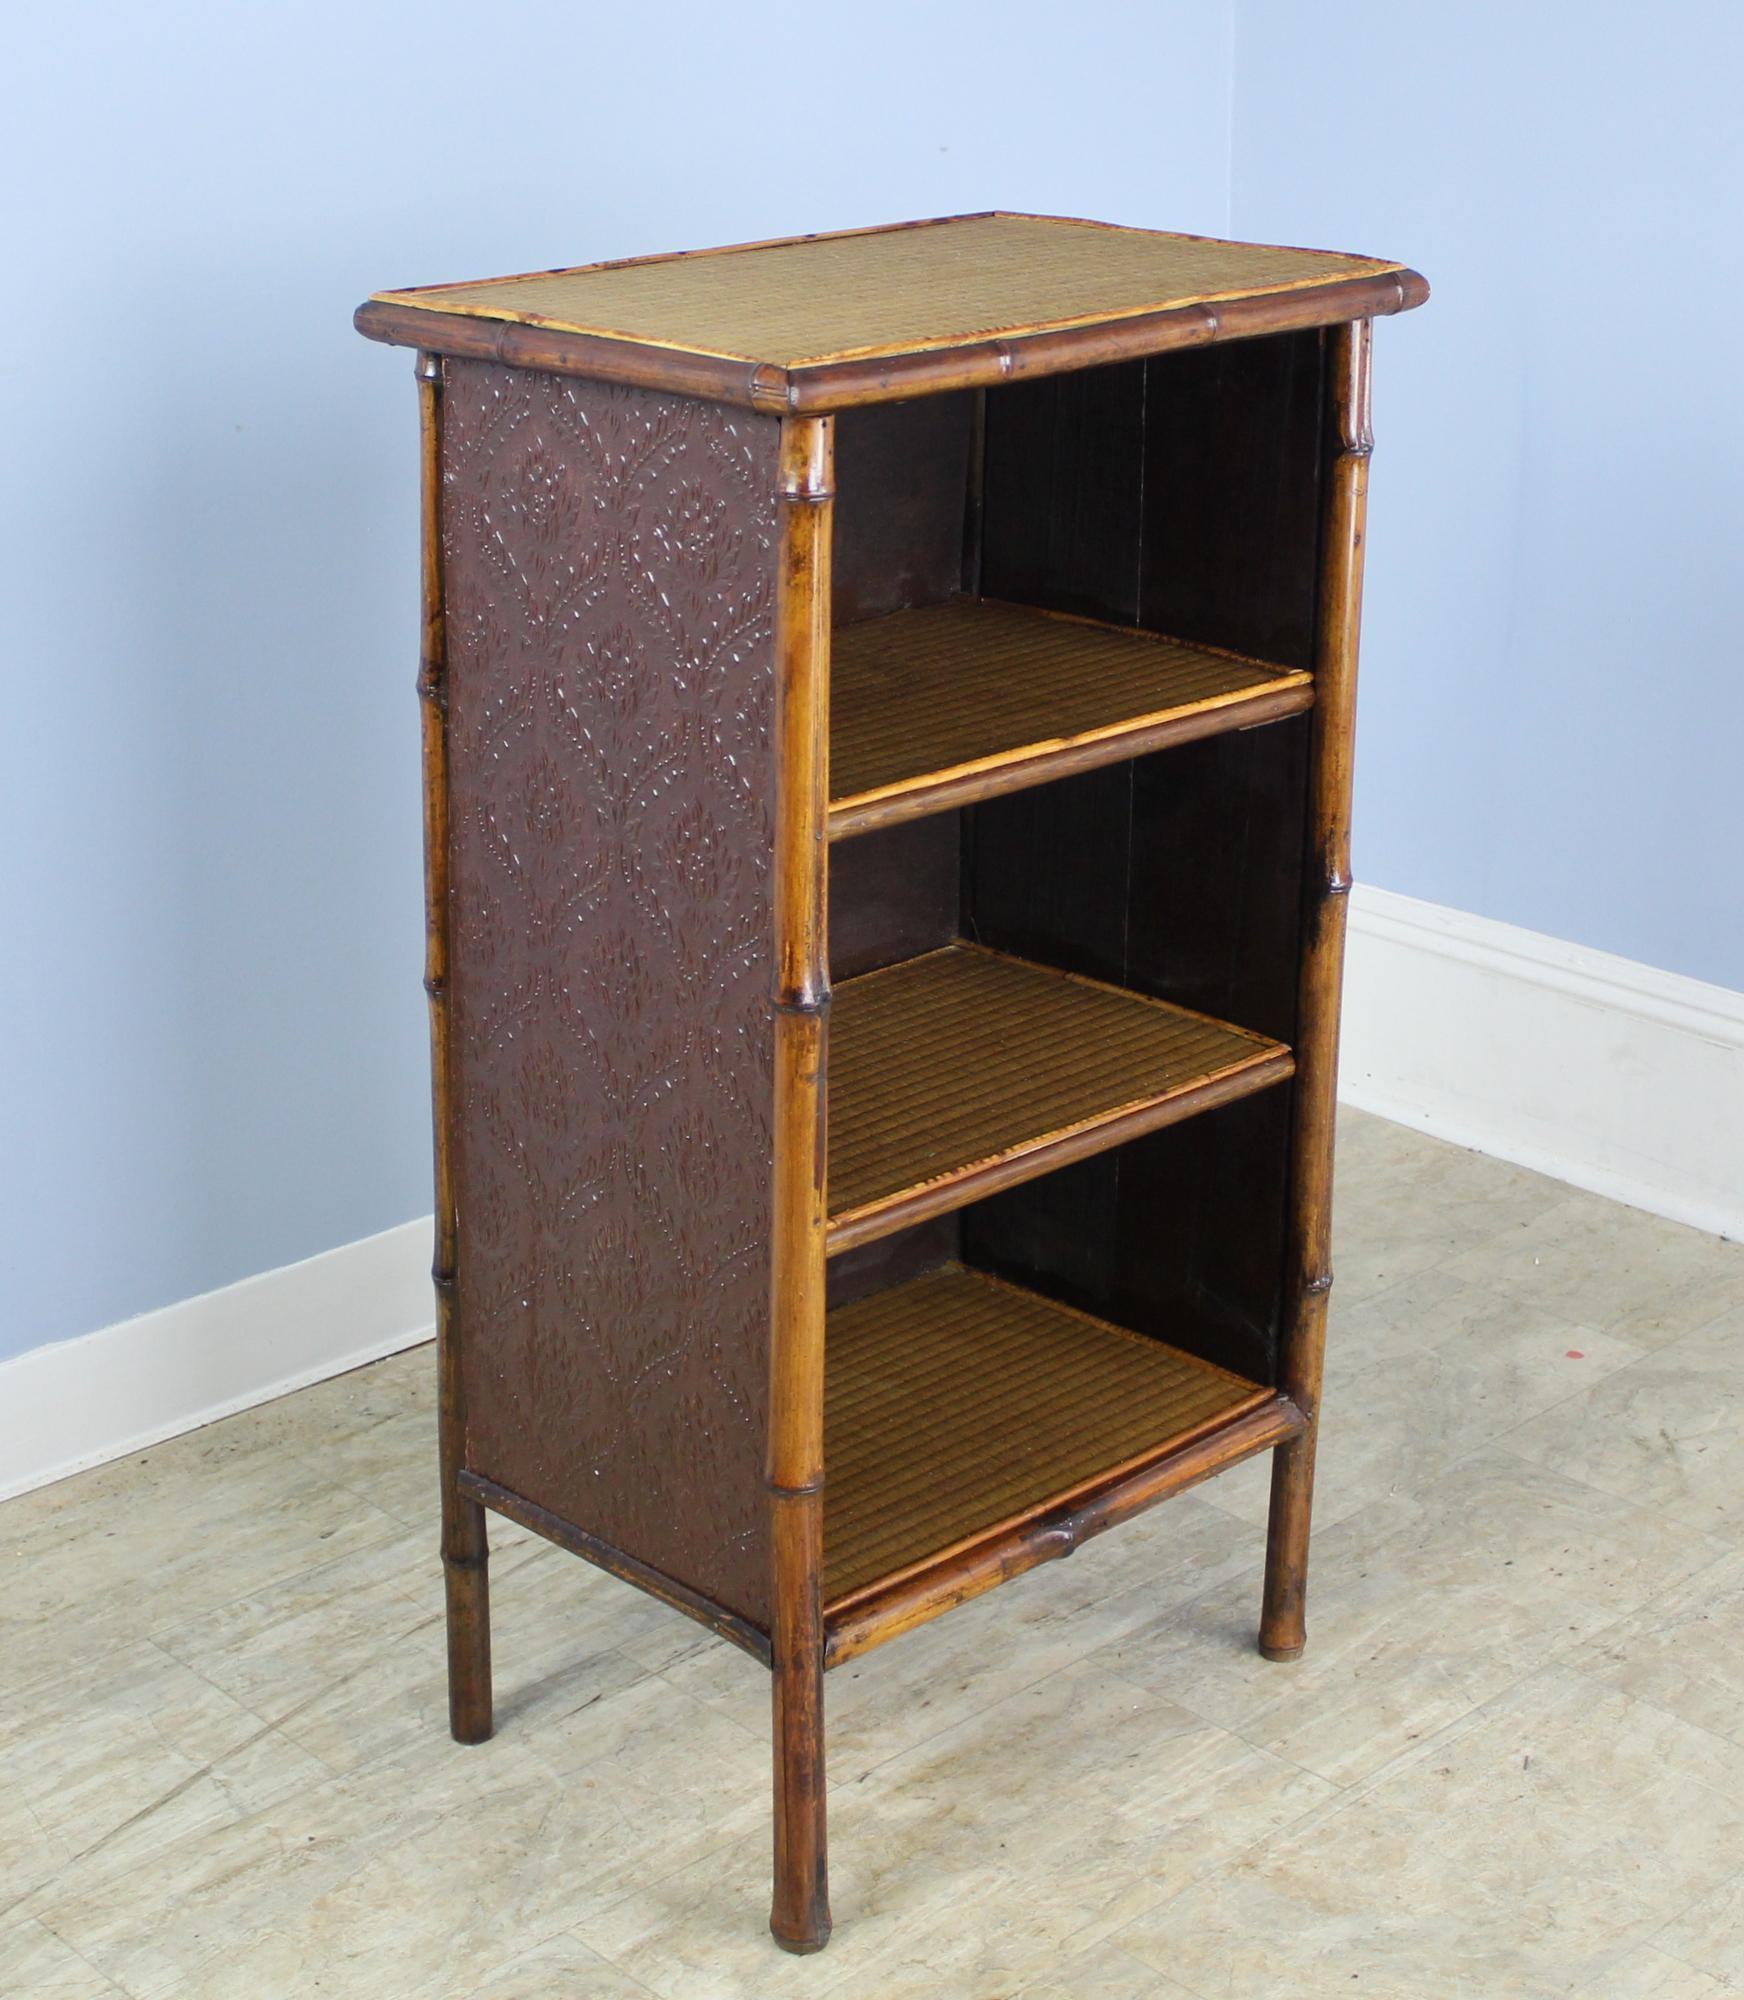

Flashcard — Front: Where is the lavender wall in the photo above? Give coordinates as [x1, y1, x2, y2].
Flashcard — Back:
[0, 0, 1235, 1360]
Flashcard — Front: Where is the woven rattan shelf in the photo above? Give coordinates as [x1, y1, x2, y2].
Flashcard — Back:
[827, 944, 1292, 1252]
[359, 210, 1424, 1954]
[829, 597, 1312, 836]
[823, 1262, 1273, 1608]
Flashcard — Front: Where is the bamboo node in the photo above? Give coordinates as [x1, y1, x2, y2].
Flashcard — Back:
[776, 472, 836, 503]
[768, 1477, 825, 1499]
[1036, 1520, 1080, 1561]
[777, 415, 834, 502]
[773, 988, 831, 1018]
[1304, 1270, 1334, 1296]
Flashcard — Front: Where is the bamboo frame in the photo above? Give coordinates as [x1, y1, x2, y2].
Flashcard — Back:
[781, 275, 1420, 410]
[1259, 318, 1374, 1664]
[767, 413, 834, 1954]
[367, 235, 1421, 1956]
[418, 351, 492, 1745]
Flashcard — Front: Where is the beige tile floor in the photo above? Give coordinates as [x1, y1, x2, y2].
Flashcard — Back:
[4, 1109, 1744, 1999]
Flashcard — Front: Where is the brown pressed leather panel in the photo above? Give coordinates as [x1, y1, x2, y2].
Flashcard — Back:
[441, 358, 780, 1628]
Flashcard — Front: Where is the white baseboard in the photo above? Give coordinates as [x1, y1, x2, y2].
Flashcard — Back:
[0, 1218, 435, 1503]
[1341, 884, 1744, 1240]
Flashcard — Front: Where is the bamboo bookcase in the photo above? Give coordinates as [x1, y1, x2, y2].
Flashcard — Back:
[356, 213, 1427, 1953]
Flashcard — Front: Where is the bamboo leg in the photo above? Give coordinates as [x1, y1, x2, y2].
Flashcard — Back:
[770, 1491, 830, 1952]
[442, 1443, 493, 1741]
[1259, 1303, 1325, 1664]
[418, 349, 493, 1740]
[767, 1006, 828, 1948]
[767, 415, 833, 1950]
[1260, 320, 1372, 1664]
[438, 1275, 491, 1742]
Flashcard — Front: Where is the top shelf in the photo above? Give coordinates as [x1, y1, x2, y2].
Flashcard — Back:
[829, 597, 1311, 838]
[357, 213, 1427, 411]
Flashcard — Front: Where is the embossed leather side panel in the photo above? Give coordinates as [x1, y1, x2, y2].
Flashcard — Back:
[440, 360, 779, 1628]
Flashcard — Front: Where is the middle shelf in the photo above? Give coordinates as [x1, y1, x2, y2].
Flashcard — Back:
[827, 943, 1294, 1252]
[828, 596, 1313, 838]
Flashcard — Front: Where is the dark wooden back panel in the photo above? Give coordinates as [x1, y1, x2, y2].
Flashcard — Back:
[829, 813, 961, 981]
[831, 395, 974, 625]
[980, 360, 1146, 623]
[977, 332, 1324, 653]
[440, 359, 781, 1627]
[960, 332, 1328, 1386]
[1138, 332, 1326, 669]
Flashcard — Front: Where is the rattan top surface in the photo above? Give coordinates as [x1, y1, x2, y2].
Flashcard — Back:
[372, 213, 1413, 370]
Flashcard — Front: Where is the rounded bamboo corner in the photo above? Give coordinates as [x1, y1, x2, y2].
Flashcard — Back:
[1258, 1638, 1306, 1664]
[770, 1914, 833, 1956]
[448, 1701, 494, 1747]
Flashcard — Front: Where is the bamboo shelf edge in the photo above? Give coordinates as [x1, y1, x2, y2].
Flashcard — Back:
[826, 946, 1295, 1257]
[828, 599, 1314, 841]
[827, 1051, 1292, 1254]
[823, 1391, 1306, 1667]
[355, 268, 1426, 413]
[829, 680, 1312, 839]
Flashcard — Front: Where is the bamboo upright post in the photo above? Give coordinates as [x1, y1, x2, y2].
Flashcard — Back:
[417, 350, 493, 1741]
[767, 413, 834, 1954]
[1259, 318, 1373, 1663]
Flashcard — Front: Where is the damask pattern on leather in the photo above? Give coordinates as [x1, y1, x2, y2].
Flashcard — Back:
[440, 359, 779, 1629]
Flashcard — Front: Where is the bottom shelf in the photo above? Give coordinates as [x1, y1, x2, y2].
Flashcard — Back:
[823, 1264, 1298, 1656]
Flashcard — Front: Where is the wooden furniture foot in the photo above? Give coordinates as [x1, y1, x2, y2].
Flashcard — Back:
[1259, 1431, 1316, 1662]
[444, 1499, 493, 1744]
[769, 1639, 830, 1952]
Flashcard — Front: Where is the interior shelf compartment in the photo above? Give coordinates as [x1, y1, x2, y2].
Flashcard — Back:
[827, 942, 1292, 1253]
[828, 596, 1312, 838]
[821, 1262, 1300, 1658]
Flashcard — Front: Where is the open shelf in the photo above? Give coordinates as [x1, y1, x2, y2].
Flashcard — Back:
[828, 597, 1312, 838]
[827, 944, 1292, 1252]
[821, 1263, 1298, 1658]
